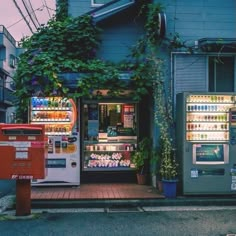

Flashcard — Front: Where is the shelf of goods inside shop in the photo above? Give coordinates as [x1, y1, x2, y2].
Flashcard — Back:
[84, 149, 132, 169]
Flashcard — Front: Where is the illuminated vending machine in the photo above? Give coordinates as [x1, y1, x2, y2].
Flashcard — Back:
[30, 97, 80, 186]
[176, 92, 236, 195]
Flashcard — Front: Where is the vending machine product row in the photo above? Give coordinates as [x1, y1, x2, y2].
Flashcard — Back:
[30, 97, 80, 186]
[176, 92, 236, 195]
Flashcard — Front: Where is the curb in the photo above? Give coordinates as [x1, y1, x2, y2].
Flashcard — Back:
[31, 196, 236, 209]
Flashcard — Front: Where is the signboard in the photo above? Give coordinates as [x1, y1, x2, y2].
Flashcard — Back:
[193, 144, 229, 164]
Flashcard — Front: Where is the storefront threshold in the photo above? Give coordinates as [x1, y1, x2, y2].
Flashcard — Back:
[31, 183, 163, 203]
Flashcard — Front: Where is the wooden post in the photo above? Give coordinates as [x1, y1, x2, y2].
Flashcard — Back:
[16, 179, 31, 216]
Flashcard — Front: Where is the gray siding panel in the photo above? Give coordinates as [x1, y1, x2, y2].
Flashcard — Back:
[174, 54, 207, 98]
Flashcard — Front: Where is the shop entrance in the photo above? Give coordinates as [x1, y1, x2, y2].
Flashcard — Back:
[80, 100, 138, 183]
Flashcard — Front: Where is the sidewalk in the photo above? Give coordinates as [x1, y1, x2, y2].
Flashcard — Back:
[30, 183, 236, 209]
[1, 183, 236, 212]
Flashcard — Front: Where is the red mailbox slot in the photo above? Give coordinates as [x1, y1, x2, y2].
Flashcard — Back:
[0, 124, 47, 216]
[0, 124, 47, 180]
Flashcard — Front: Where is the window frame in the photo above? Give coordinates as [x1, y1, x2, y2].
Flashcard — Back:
[207, 55, 236, 92]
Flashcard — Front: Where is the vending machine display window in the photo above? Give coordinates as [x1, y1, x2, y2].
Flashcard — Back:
[192, 144, 229, 165]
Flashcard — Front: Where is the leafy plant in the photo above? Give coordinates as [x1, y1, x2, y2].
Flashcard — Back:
[131, 2, 179, 180]
[158, 136, 178, 180]
[160, 157, 178, 180]
[131, 137, 152, 175]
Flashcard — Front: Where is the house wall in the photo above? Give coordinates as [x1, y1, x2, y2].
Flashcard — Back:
[96, 9, 144, 62]
[68, 0, 93, 17]
[0, 34, 17, 82]
[67, 0, 236, 117]
[154, 0, 236, 102]
[0, 26, 18, 122]
[158, 0, 236, 46]
[68, 0, 236, 62]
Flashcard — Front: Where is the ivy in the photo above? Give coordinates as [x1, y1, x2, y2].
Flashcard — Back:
[14, 14, 102, 121]
[130, 2, 179, 180]
[56, 0, 69, 21]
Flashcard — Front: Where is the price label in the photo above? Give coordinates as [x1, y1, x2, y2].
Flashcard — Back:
[231, 183, 236, 191]
[191, 168, 198, 178]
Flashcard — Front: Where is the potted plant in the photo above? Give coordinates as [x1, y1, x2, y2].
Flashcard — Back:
[131, 137, 152, 185]
[159, 142, 179, 198]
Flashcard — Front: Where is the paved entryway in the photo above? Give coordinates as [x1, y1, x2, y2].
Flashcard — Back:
[31, 183, 164, 200]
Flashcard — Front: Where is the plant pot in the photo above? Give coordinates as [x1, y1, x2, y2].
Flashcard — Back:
[162, 179, 178, 198]
[157, 180, 163, 193]
[136, 174, 147, 185]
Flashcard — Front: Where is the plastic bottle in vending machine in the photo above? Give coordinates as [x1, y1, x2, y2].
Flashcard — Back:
[48, 138, 54, 153]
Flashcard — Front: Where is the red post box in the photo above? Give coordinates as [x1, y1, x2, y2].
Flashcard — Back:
[0, 124, 47, 216]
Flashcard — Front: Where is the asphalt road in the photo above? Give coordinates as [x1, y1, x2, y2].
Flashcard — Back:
[0, 206, 236, 236]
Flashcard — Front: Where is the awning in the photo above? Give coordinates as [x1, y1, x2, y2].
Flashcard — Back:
[198, 38, 236, 53]
[88, 0, 135, 22]
[59, 72, 132, 89]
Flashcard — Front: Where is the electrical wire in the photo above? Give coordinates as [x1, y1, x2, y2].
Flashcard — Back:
[21, 0, 39, 30]
[28, 0, 41, 28]
[42, 0, 51, 18]
[7, 5, 45, 30]
[12, 0, 34, 33]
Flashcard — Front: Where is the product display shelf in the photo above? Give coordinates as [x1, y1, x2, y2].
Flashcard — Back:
[83, 142, 135, 171]
[185, 95, 234, 142]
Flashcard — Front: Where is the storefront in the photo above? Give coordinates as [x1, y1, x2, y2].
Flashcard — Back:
[29, 72, 152, 185]
[80, 98, 139, 183]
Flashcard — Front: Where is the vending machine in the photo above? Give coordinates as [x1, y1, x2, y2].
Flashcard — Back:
[176, 92, 236, 195]
[29, 97, 80, 186]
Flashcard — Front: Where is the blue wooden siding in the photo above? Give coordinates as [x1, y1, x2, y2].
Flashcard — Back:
[69, 0, 93, 17]
[68, 0, 236, 62]
[157, 0, 236, 44]
[96, 16, 144, 62]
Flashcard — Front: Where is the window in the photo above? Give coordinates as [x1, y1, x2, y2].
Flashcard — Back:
[91, 0, 111, 6]
[9, 54, 16, 68]
[83, 102, 137, 141]
[0, 47, 6, 61]
[208, 56, 234, 92]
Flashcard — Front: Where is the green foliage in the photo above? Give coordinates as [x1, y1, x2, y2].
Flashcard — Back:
[131, 137, 152, 174]
[160, 155, 178, 180]
[56, 0, 69, 21]
[14, 14, 101, 121]
[133, 2, 179, 180]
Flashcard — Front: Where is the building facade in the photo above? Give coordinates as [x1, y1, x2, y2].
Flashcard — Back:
[0, 25, 22, 123]
[69, 0, 236, 97]
[23, 0, 236, 188]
